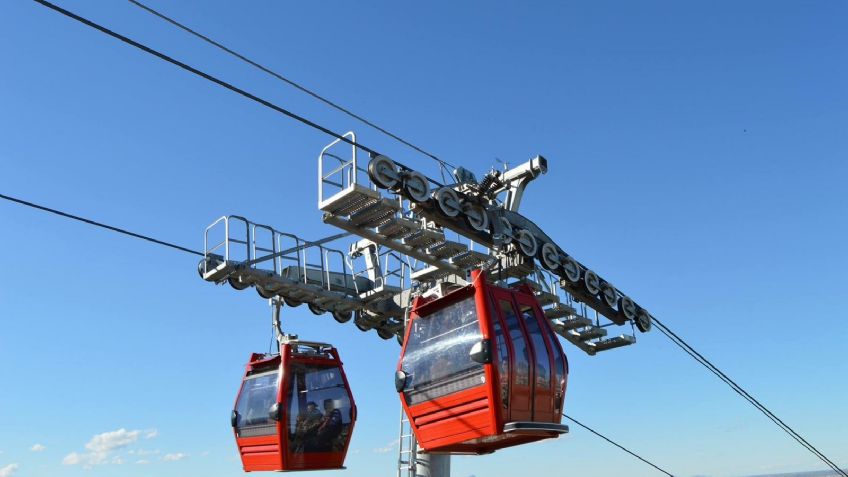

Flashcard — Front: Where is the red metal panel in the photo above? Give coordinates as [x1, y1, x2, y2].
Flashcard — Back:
[410, 385, 494, 451]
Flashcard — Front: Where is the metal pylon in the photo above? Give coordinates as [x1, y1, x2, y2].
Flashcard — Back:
[397, 407, 417, 477]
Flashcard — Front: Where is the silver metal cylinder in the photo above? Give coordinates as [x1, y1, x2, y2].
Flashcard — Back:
[415, 446, 450, 477]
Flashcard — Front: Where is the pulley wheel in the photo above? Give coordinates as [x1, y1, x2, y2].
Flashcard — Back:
[228, 276, 249, 290]
[462, 203, 489, 231]
[434, 187, 462, 218]
[377, 327, 394, 340]
[197, 259, 206, 279]
[354, 312, 371, 332]
[256, 285, 277, 299]
[499, 217, 514, 244]
[600, 281, 618, 308]
[619, 295, 637, 321]
[539, 242, 561, 271]
[560, 255, 581, 283]
[636, 308, 652, 333]
[368, 155, 400, 190]
[403, 171, 430, 203]
[283, 297, 303, 308]
[308, 303, 326, 316]
[583, 269, 601, 296]
[515, 229, 538, 257]
[332, 309, 353, 323]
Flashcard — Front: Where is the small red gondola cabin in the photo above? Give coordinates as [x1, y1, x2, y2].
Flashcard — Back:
[396, 269, 569, 454]
[232, 341, 356, 472]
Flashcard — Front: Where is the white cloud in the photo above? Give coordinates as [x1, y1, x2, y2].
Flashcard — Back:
[62, 453, 82, 466]
[63, 428, 151, 468]
[162, 453, 187, 462]
[135, 460, 150, 465]
[372, 439, 399, 454]
[143, 430, 158, 440]
[0, 464, 19, 477]
[85, 429, 140, 454]
[129, 449, 159, 456]
[30, 444, 47, 452]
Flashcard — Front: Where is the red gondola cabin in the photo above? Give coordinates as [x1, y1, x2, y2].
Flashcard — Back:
[232, 340, 356, 471]
[396, 270, 569, 454]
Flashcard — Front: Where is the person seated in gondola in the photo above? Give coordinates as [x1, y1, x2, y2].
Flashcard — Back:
[315, 399, 343, 451]
[292, 401, 323, 452]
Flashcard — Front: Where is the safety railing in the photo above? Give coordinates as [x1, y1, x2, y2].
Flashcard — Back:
[318, 131, 376, 205]
[203, 215, 251, 275]
[204, 215, 362, 297]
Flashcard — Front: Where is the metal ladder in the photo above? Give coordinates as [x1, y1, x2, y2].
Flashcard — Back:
[397, 408, 417, 477]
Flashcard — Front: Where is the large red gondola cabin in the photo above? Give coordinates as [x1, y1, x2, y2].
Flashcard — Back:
[396, 269, 569, 454]
[232, 341, 356, 472]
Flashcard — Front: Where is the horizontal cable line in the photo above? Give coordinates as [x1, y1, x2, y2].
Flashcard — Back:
[564, 414, 674, 476]
[31, 0, 445, 187]
[126, 0, 456, 171]
[0, 193, 202, 256]
[652, 318, 847, 477]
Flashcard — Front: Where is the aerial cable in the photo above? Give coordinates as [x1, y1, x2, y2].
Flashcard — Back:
[563, 414, 674, 477]
[0, 192, 202, 256]
[652, 318, 847, 477]
[125, 0, 457, 176]
[30, 0, 444, 186]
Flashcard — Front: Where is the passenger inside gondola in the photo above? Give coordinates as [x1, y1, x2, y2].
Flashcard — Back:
[292, 401, 322, 452]
[315, 399, 343, 451]
[287, 365, 353, 454]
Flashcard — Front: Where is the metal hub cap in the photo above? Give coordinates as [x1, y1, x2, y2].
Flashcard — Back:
[619, 296, 637, 321]
[462, 202, 489, 231]
[515, 229, 538, 257]
[540, 242, 561, 270]
[403, 170, 430, 203]
[368, 155, 400, 189]
[601, 282, 618, 308]
[583, 269, 601, 296]
[636, 308, 652, 332]
[560, 256, 581, 283]
[434, 187, 462, 217]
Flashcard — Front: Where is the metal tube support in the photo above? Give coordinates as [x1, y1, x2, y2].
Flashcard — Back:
[414, 448, 450, 477]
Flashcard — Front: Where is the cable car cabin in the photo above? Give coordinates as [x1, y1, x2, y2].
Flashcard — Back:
[396, 270, 569, 454]
[232, 341, 356, 472]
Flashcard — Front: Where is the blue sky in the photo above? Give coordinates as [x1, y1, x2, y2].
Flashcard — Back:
[1, 1, 846, 476]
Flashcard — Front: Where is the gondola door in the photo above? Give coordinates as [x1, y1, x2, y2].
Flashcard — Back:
[515, 294, 556, 423]
[491, 288, 533, 423]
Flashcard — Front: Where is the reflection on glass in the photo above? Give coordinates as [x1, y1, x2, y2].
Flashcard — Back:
[500, 300, 530, 387]
[235, 369, 279, 435]
[520, 306, 551, 388]
[491, 310, 510, 408]
[288, 364, 352, 454]
[401, 296, 484, 394]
